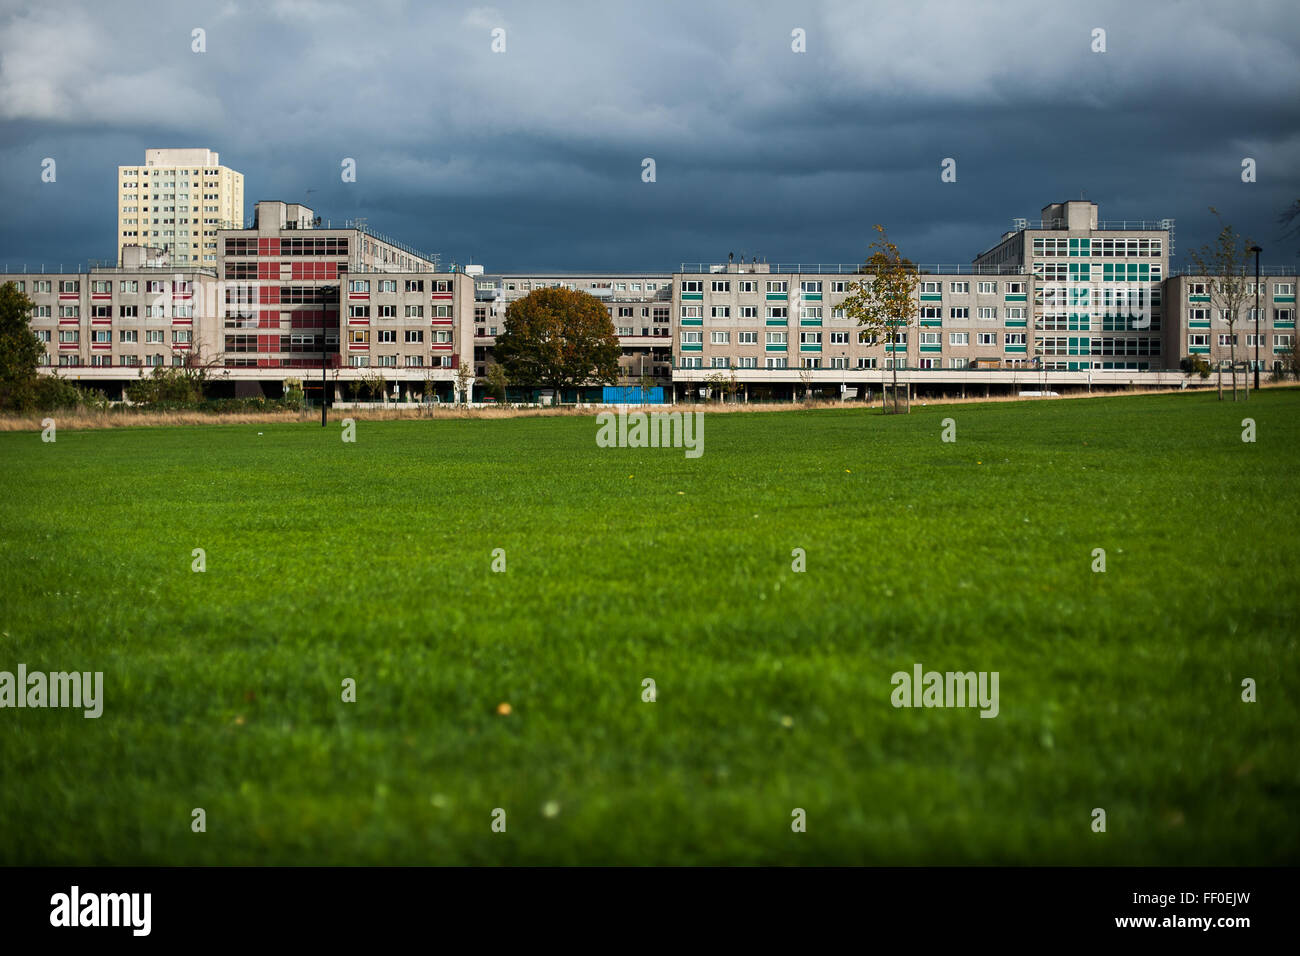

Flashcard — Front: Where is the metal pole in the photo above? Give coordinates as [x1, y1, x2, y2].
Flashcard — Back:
[1251, 246, 1262, 390]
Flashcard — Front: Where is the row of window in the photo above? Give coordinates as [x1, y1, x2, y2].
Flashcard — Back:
[1187, 308, 1294, 321]
[347, 279, 453, 293]
[1189, 334, 1294, 348]
[1033, 238, 1163, 258]
[682, 331, 1026, 347]
[42, 330, 188, 344]
[45, 354, 177, 367]
[12, 279, 191, 294]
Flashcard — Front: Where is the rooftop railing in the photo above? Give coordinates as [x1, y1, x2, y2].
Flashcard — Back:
[1167, 265, 1298, 277]
[678, 262, 1029, 275]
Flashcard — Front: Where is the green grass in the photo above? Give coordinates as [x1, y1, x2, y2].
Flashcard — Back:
[1, 389, 1298, 865]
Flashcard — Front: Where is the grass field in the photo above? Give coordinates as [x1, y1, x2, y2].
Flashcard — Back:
[1, 389, 1297, 865]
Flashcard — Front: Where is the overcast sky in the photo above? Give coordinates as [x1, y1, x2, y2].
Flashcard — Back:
[2, 0, 1298, 273]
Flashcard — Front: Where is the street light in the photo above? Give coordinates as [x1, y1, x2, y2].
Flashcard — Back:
[1249, 245, 1262, 390]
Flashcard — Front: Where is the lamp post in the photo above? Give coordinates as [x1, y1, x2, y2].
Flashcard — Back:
[1249, 245, 1262, 390]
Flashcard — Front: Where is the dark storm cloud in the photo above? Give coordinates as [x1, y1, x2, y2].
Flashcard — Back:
[1, 0, 1298, 272]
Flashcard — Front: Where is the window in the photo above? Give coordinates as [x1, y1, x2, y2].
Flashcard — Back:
[711, 280, 730, 292]
[765, 307, 787, 319]
[949, 332, 969, 346]
[378, 305, 396, 318]
[406, 355, 424, 367]
[349, 280, 370, 293]
[379, 280, 397, 293]
[1005, 282, 1025, 294]
[977, 307, 996, 320]
[681, 306, 702, 319]
[920, 332, 940, 345]
[1005, 333, 1026, 347]
[829, 331, 849, 344]
[92, 280, 111, 294]
[710, 356, 730, 369]
[740, 306, 758, 318]
[857, 357, 877, 369]
[1275, 283, 1295, 296]
[800, 281, 821, 294]
[349, 306, 370, 318]
[737, 331, 758, 344]
[950, 282, 969, 294]
[348, 355, 370, 367]
[35, 329, 51, 343]
[1005, 307, 1026, 319]
[146, 330, 165, 343]
[349, 330, 370, 344]
[1274, 334, 1294, 349]
[738, 356, 756, 368]
[58, 330, 79, 343]
[949, 307, 969, 319]
[766, 281, 788, 293]
[119, 330, 138, 343]
[921, 281, 941, 294]
[1188, 334, 1209, 347]
[800, 306, 822, 321]
[799, 332, 822, 344]
[681, 331, 703, 344]
[977, 281, 996, 294]
[378, 329, 396, 343]
[921, 307, 942, 321]
[977, 332, 997, 346]
[765, 357, 788, 368]
[33, 280, 52, 293]
[950, 357, 969, 369]
[681, 280, 703, 294]
[766, 332, 788, 345]
[60, 280, 79, 294]
[739, 281, 756, 293]
[60, 305, 80, 318]
[711, 306, 731, 318]
[711, 331, 730, 344]
[404, 280, 424, 293]
[405, 305, 424, 318]
[831, 281, 847, 293]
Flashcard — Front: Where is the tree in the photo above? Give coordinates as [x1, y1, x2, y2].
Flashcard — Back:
[493, 287, 621, 405]
[486, 362, 509, 401]
[359, 368, 388, 402]
[455, 361, 474, 405]
[638, 371, 655, 406]
[1188, 208, 1255, 401]
[1279, 198, 1300, 257]
[840, 225, 919, 413]
[0, 281, 42, 410]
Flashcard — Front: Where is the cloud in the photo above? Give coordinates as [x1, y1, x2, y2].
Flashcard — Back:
[0, 0, 1296, 269]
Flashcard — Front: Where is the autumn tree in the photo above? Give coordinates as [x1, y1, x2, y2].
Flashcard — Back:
[1188, 208, 1256, 401]
[494, 287, 621, 405]
[840, 225, 919, 413]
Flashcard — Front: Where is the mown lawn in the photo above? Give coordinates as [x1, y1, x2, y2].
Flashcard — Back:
[1, 389, 1297, 864]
